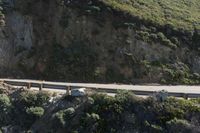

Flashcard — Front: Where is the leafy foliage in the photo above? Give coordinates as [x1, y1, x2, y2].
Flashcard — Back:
[78, 91, 200, 133]
[26, 107, 44, 118]
[102, 0, 200, 30]
[12, 91, 51, 128]
[0, 88, 200, 132]
[25, 106, 45, 126]
[16, 91, 51, 108]
[53, 107, 76, 128]
[0, 94, 12, 126]
[166, 118, 193, 133]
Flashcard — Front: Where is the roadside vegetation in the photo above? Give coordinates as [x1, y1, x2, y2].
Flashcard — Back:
[0, 84, 200, 133]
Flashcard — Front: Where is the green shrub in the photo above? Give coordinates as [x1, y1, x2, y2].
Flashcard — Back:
[166, 118, 192, 133]
[80, 113, 100, 132]
[54, 107, 75, 127]
[82, 113, 100, 125]
[16, 91, 51, 108]
[144, 121, 163, 133]
[87, 97, 94, 105]
[12, 91, 50, 128]
[171, 37, 179, 45]
[150, 124, 163, 133]
[26, 107, 44, 118]
[35, 91, 51, 107]
[150, 33, 158, 41]
[157, 32, 165, 40]
[0, 94, 12, 126]
[136, 31, 150, 42]
[190, 98, 200, 104]
[92, 93, 115, 107]
[140, 97, 185, 126]
[115, 90, 140, 108]
[162, 39, 177, 49]
[161, 63, 198, 84]
[166, 97, 200, 113]
[24, 107, 44, 128]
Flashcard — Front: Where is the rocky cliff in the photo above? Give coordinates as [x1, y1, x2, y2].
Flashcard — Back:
[0, 0, 200, 84]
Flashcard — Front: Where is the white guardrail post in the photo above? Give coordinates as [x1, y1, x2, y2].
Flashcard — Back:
[66, 86, 71, 95]
[39, 83, 43, 91]
[27, 82, 31, 89]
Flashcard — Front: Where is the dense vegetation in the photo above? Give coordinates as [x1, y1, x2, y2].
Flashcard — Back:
[0, 85, 200, 133]
[66, 0, 200, 49]
[102, 0, 200, 31]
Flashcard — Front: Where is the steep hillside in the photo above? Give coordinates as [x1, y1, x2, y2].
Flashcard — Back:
[0, 0, 199, 84]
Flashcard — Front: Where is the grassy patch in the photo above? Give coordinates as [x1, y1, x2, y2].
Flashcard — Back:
[102, 0, 200, 31]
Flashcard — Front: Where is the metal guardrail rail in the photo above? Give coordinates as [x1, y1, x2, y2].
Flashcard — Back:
[0, 79, 200, 98]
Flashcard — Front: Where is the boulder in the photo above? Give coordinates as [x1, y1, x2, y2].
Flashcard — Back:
[71, 88, 86, 96]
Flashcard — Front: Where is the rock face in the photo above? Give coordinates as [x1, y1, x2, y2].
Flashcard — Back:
[71, 88, 86, 97]
[0, 0, 199, 84]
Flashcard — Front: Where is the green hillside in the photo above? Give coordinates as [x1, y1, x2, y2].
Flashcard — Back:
[102, 0, 200, 30]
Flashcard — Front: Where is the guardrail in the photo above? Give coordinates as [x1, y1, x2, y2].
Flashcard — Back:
[1, 79, 200, 99]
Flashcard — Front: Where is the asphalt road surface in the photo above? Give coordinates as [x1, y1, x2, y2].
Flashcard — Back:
[1, 79, 200, 95]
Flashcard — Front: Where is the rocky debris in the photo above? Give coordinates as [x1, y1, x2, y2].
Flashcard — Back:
[71, 88, 86, 96]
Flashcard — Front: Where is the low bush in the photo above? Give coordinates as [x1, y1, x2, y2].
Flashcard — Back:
[0, 94, 12, 126]
[82, 113, 100, 126]
[80, 113, 100, 132]
[24, 107, 44, 128]
[26, 106, 44, 118]
[162, 39, 177, 49]
[150, 33, 158, 41]
[54, 107, 76, 127]
[16, 91, 51, 108]
[171, 37, 180, 45]
[161, 63, 200, 85]
[157, 32, 165, 40]
[12, 91, 51, 128]
[166, 118, 193, 133]
[136, 31, 150, 42]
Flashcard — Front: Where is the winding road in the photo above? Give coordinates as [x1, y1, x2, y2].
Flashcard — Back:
[1, 79, 200, 98]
